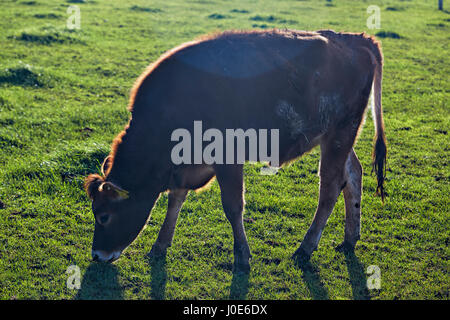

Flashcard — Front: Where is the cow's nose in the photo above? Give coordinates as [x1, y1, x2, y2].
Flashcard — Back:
[91, 249, 122, 263]
[92, 249, 104, 262]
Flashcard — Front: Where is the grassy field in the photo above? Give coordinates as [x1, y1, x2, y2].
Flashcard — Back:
[0, 0, 448, 300]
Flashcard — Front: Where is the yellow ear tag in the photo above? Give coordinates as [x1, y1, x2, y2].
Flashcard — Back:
[99, 182, 129, 199]
[115, 188, 129, 199]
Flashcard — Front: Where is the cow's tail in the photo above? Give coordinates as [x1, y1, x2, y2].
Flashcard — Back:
[369, 43, 387, 202]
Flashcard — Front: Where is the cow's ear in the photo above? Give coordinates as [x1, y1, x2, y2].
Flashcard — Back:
[101, 155, 113, 176]
[84, 174, 104, 200]
[99, 182, 129, 201]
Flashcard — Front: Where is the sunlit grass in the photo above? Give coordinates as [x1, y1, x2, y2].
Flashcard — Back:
[0, 0, 448, 300]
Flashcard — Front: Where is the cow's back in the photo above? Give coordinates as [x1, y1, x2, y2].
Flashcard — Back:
[133, 30, 330, 132]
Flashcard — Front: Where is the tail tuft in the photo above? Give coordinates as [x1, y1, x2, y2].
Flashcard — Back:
[372, 133, 387, 201]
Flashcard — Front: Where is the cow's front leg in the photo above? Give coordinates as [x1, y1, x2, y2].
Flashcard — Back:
[150, 188, 188, 257]
[215, 164, 251, 274]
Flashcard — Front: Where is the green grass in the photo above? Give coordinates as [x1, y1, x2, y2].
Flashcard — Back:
[0, 0, 448, 300]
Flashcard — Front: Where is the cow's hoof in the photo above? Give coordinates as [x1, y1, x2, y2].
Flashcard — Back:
[292, 248, 311, 265]
[335, 241, 355, 253]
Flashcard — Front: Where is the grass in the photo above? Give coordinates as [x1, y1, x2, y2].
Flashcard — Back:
[0, 0, 448, 300]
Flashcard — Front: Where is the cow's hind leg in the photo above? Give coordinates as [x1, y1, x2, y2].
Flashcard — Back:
[336, 148, 363, 252]
[293, 132, 355, 262]
[215, 164, 251, 274]
[150, 188, 188, 257]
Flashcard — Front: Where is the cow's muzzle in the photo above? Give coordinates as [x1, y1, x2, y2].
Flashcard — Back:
[91, 249, 122, 263]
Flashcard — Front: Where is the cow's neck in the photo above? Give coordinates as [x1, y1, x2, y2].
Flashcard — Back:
[106, 128, 170, 195]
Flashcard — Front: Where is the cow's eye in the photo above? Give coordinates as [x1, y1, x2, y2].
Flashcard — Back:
[97, 213, 110, 226]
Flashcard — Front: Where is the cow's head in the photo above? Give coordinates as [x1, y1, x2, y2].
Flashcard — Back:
[84, 158, 159, 263]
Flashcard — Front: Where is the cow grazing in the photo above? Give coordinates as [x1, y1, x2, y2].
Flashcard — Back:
[85, 29, 387, 273]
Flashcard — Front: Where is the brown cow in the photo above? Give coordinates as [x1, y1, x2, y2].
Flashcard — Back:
[85, 29, 386, 273]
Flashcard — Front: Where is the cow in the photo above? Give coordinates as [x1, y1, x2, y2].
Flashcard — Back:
[84, 29, 387, 273]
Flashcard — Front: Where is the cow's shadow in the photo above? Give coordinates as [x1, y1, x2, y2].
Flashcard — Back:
[75, 263, 124, 300]
[75, 252, 368, 300]
[294, 250, 371, 300]
[295, 259, 330, 300]
[229, 251, 369, 300]
[229, 271, 250, 299]
[148, 253, 251, 300]
[343, 250, 371, 300]
[148, 253, 168, 300]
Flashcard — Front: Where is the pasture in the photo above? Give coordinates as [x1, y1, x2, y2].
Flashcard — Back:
[0, 0, 448, 300]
